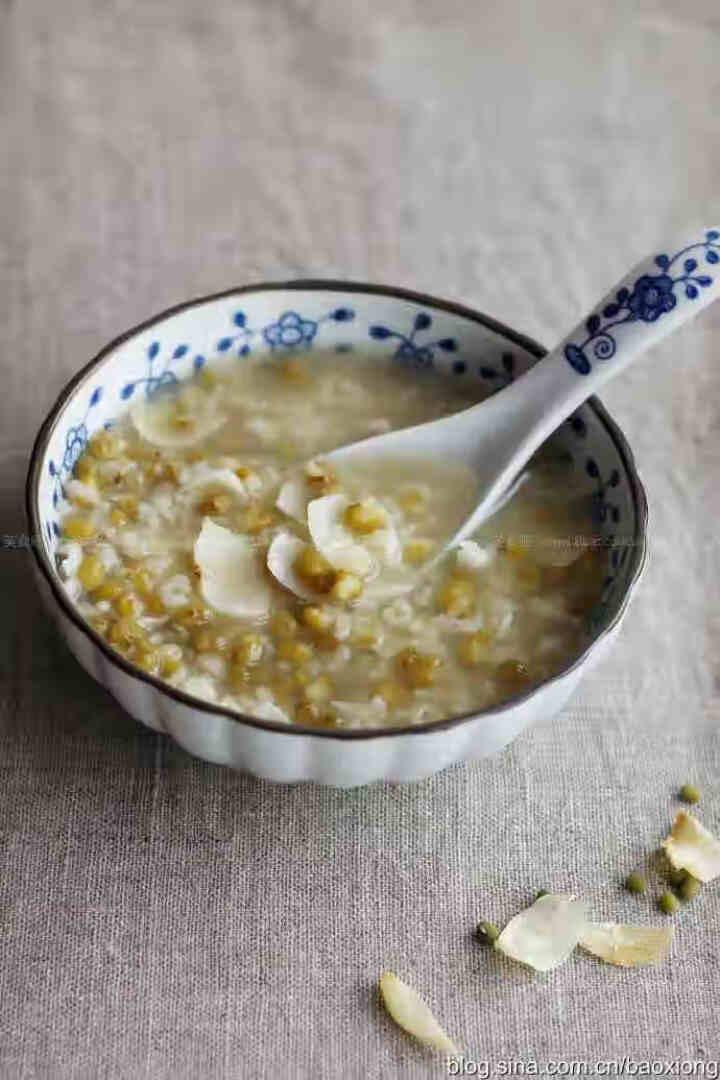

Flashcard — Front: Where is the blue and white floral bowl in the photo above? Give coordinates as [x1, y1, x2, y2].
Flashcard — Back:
[25, 283, 648, 787]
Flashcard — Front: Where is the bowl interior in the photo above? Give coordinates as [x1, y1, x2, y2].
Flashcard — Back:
[31, 283, 646, 646]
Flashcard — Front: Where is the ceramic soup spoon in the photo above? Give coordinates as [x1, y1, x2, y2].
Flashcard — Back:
[326, 229, 720, 557]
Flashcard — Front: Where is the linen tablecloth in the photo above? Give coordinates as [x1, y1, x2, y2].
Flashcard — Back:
[1, 2, 719, 1076]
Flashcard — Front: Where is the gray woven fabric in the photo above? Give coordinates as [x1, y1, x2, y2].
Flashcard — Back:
[1, 2, 719, 1077]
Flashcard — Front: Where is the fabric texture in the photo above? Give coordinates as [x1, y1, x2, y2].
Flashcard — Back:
[1, 2, 719, 1077]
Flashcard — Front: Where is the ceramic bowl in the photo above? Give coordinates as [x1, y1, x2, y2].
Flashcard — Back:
[26, 282, 648, 787]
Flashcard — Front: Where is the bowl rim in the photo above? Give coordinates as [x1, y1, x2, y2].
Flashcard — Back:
[25, 279, 648, 741]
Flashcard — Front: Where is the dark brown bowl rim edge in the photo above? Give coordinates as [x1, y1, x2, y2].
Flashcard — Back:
[25, 278, 649, 741]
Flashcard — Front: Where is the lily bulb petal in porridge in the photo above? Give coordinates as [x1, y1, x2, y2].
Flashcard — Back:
[194, 519, 272, 618]
[57, 353, 605, 729]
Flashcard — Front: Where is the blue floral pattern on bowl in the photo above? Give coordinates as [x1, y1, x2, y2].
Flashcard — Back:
[215, 306, 355, 356]
[47, 386, 104, 533]
[368, 311, 458, 369]
[118, 341, 201, 401]
[565, 230, 719, 375]
[367, 311, 525, 387]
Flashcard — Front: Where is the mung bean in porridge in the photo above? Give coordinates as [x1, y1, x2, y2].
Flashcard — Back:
[57, 353, 606, 728]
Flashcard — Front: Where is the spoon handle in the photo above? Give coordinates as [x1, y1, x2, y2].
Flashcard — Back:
[558, 228, 720, 384]
[448, 229, 720, 541]
[480, 229, 720, 487]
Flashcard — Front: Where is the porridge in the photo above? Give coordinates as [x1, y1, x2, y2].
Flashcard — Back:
[57, 352, 606, 729]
